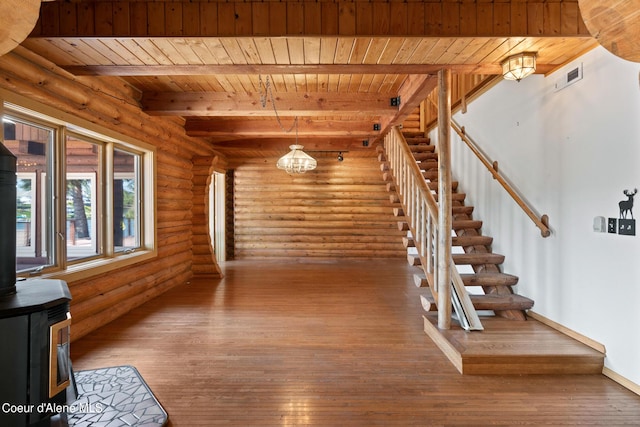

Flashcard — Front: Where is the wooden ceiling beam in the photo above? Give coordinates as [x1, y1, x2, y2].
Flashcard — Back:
[376, 74, 439, 140]
[142, 91, 397, 117]
[33, 1, 590, 38]
[185, 118, 380, 138]
[211, 138, 377, 154]
[63, 63, 504, 77]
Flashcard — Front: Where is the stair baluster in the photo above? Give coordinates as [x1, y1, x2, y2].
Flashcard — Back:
[383, 127, 483, 331]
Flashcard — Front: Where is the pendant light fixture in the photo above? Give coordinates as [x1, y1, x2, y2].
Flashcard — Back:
[260, 76, 317, 174]
[276, 142, 318, 174]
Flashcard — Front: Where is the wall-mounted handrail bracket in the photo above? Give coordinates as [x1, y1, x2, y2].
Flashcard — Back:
[540, 214, 550, 237]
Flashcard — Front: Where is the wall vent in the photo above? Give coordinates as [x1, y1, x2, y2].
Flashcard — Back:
[554, 63, 583, 92]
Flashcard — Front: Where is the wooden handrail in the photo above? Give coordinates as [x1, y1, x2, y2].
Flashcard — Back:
[384, 127, 483, 331]
[451, 121, 551, 238]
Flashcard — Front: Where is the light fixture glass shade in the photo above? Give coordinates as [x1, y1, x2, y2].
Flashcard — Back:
[276, 144, 317, 174]
[501, 52, 537, 81]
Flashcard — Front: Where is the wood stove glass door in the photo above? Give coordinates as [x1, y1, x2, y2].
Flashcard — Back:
[49, 313, 71, 398]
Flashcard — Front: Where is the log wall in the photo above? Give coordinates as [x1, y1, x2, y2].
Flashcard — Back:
[232, 154, 406, 259]
[0, 47, 222, 340]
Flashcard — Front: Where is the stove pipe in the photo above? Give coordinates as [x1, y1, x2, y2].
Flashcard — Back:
[0, 140, 17, 298]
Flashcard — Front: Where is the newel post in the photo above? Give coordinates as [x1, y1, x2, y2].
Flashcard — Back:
[437, 69, 453, 329]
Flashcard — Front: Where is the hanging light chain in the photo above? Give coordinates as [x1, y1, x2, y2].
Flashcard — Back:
[259, 75, 298, 138]
[260, 75, 314, 174]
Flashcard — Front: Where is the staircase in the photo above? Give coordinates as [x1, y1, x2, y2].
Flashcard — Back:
[379, 128, 605, 374]
[383, 130, 534, 319]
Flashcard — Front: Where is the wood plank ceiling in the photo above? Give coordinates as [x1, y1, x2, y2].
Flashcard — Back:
[22, 0, 599, 157]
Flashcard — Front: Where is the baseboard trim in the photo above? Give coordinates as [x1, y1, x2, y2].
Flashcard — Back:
[528, 310, 640, 397]
[527, 311, 605, 353]
[603, 367, 640, 396]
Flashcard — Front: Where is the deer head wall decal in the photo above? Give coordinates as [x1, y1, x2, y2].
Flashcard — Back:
[619, 188, 637, 219]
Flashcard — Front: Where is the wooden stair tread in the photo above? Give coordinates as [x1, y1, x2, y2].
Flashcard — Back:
[427, 181, 459, 191]
[453, 219, 482, 230]
[452, 205, 474, 215]
[404, 137, 430, 145]
[402, 131, 427, 138]
[417, 160, 438, 170]
[407, 253, 421, 266]
[409, 252, 505, 267]
[453, 252, 505, 265]
[452, 235, 493, 246]
[422, 171, 438, 179]
[411, 272, 517, 288]
[409, 145, 435, 153]
[412, 152, 438, 161]
[423, 315, 604, 375]
[434, 192, 466, 201]
[473, 293, 531, 309]
[413, 273, 427, 287]
[420, 292, 534, 311]
[402, 236, 415, 248]
[460, 272, 519, 287]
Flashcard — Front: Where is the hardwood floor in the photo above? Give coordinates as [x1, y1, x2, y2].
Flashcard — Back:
[71, 259, 640, 426]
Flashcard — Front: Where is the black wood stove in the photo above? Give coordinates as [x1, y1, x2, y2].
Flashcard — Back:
[0, 141, 74, 426]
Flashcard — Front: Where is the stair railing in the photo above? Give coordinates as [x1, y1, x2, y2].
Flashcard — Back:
[384, 126, 483, 331]
[451, 120, 551, 238]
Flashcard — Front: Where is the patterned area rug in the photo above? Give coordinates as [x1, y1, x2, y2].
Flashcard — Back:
[67, 365, 167, 427]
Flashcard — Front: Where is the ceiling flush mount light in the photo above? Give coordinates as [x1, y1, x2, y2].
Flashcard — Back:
[501, 52, 537, 81]
[260, 75, 317, 174]
[277, 144, 318, 174]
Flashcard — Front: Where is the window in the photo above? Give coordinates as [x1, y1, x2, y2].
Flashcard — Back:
[66, 136, 100, 262]
[5, 117, 55, 272]
[113, 148, 140, 253]
[2, 101, 156, 280]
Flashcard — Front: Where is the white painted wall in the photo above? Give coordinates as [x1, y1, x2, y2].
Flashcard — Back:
[433, 46, 640, 385]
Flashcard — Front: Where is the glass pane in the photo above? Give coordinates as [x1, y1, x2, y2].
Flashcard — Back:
[114, 149, 140, 252]
[66, 137, 99, 261]
[3, 117, 54, 272]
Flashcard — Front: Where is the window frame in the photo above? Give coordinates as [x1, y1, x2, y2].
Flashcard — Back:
[2, 92, 157, 283]
[113, 148, 142, 254]
[16, 171, 38, 258]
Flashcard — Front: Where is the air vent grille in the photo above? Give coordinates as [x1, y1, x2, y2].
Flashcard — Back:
[555, 63, 583, 92]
